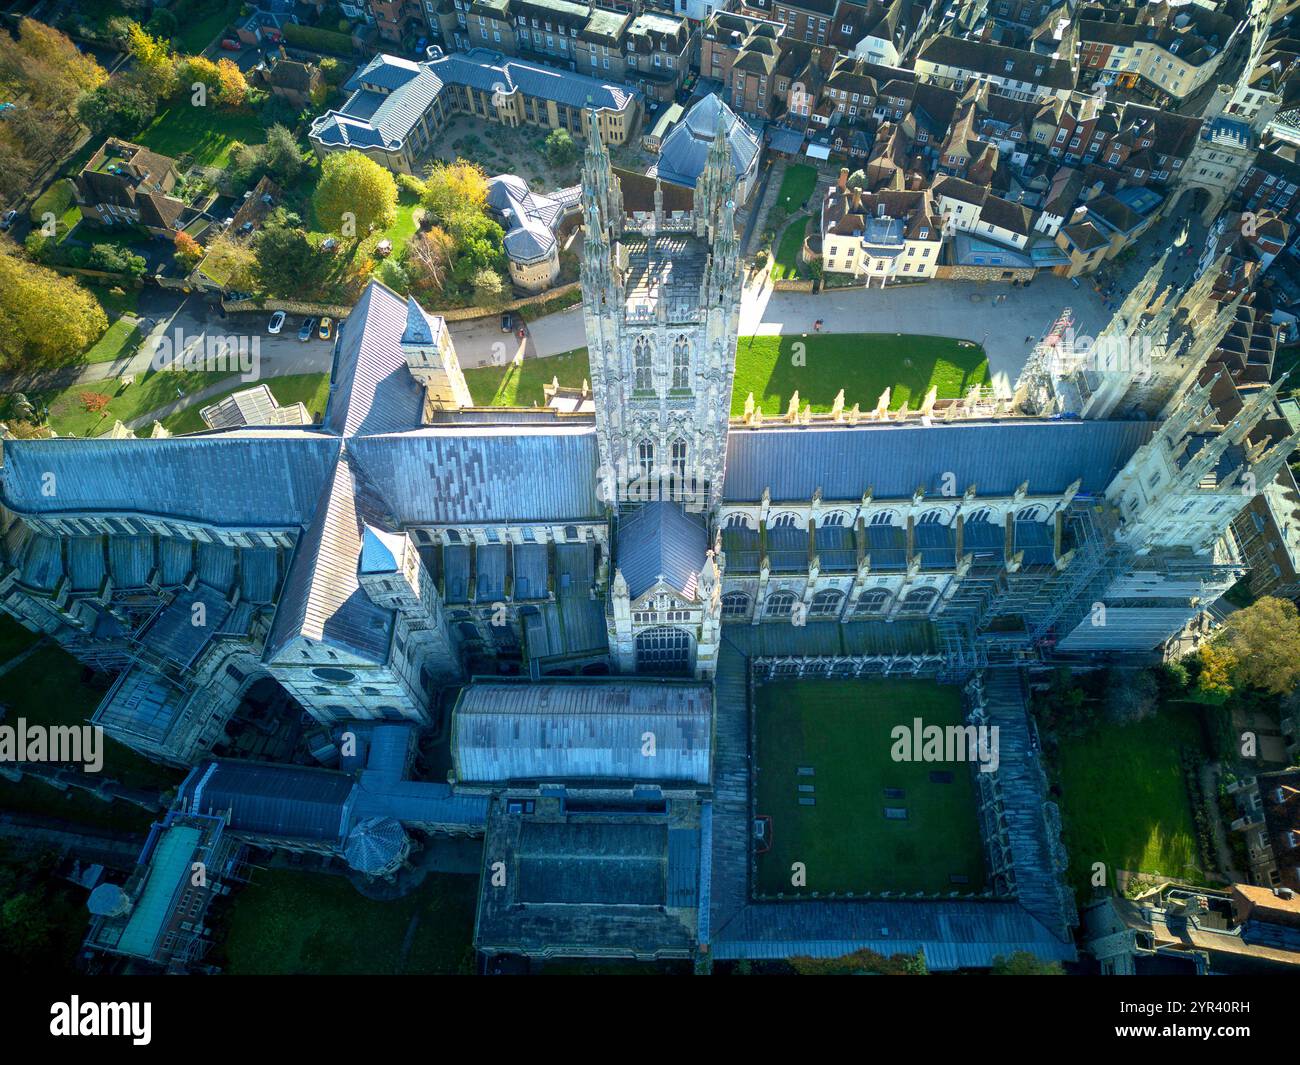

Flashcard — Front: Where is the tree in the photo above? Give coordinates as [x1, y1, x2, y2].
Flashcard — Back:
[421, 158, 488, 228]
[313, 150, 398, 237]
[1195, 642, 1237, 700]
[87, 243, 147, 277]
[0, 244, 108, 369]
[1218, 596, 1300, 695]
[319, 56, 347, 86]
[0, 135, 35, 206]
[145, 8, 179, 42]
[77, 78, 157, 137]
[254, 225, 329, 298]
[5, 19, 107, 117]
[990, 952, 1064, 975]
[125, 22, 177, 99]
[178, 54, 221, 100]
[174, 230, 204, 270]
[1104, 667, 1159, 726]
[543, 127, 577, 167]
[404, 225, 455, 296]
[470, 266, 506, 308]
[215, 58, 248, 108]
[200, 236, 257, 292]
[79, 392, 112, 414]
[263, 124, 305, 184]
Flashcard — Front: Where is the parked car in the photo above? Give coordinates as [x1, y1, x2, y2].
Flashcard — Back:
[0, 209, 16, 231]
[298, 318, 317, 342]
[500, 313, 513, 332]
[267, 311, 286, 335]
[321, 237, 338, 253]
[220, 39, 241, 51]
[318, 317, 332, 341]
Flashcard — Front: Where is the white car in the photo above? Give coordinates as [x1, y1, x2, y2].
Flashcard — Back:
[267, 311, 286, 334]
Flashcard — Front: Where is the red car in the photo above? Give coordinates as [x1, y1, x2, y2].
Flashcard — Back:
[220, 39, 241, 51]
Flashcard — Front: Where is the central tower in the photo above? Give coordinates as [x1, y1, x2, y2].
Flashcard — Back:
[580, 110, 742, 514]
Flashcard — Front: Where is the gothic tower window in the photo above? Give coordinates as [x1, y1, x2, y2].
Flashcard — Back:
[672, 335, 690, 389]
[634, 336, 653, 390]
[639, 438, 655, 479]
[672, 439, 687, 478]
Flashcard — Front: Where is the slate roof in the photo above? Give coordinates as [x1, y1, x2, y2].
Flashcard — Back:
[178, 760, 355, 843]
[654, 93, 761, 191]
[723, 420, 1156, 502]
[615, 501, 707, 600]
[451, 680, 714, 784]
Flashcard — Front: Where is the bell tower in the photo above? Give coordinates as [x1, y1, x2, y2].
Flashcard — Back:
[580, 109, 742, 515]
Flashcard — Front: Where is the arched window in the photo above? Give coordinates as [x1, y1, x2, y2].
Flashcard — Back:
[918, 509, 946, 524]
[869, 511, 897, 526]
[672, 335, 690, 389]
[966, 506, 991, 524]
[902, 587, 937, 612]
[769, 512, 799, 527]
[638, 439, 655, 479]
[854, 588, 891, 614]
[721, 592, 750, 618]
[635, 626, 691, 675]
[1016, 505, 1044, 521]
[821, 510, 848, 527]
[671, 438, 687, 478]
[634, 336, 653, 390]
[764, 590, 797, 617]
[809, 589, 844, 617]
[724, 512, 754, 529]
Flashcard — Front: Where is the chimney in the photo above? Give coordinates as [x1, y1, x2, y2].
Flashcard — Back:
[837, 166, 849, 191]
[852, 187, 863, 211]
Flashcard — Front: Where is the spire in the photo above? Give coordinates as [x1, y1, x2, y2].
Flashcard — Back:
[695, 98, 733, 237]
[581, 108, 622, 238]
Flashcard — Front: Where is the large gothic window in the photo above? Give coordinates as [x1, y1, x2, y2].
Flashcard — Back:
[672, 335, 690, 389]
[809, 589, 844, 618]
[638, 439, 655, 479]
[671, 439, 687, 478]
[721, 592, 751, 618]
[855, 588, 891, 614]
[634, 336, 653, 391]
[764, 591, 797, 618]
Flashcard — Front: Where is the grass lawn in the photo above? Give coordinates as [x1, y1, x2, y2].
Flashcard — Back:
[161, 373, 332, 434]
[776, 163, 819, 212]
[0, 643, 182, 834]
[82, 317, 143, 365]
[754, 678, 986, 896]
[770, 216, 810, 280]
[35, 368, 230, 437]
[463, 347, 590, 406]
[1056, 703, 1208, 894]
[175, 0, 242, 54]
[139, 103, 266, 170]
[0, 614, 40, 662]
[732, 333, 989, 416]
[217, 868, 478, 974]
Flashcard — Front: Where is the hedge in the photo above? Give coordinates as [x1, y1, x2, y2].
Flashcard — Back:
[282, 23, 356, 57]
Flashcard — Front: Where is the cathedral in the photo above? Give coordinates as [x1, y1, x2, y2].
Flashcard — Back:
[0, 113, 1295, 771]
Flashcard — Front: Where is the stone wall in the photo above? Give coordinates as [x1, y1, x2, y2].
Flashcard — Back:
[936, 264, 1035, 283]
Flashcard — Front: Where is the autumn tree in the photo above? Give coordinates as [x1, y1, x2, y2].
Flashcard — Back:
[200, 236, 258, 292]
[1, 18, 107, 117]
[173, 230, 204, 270]
[215, 58, 248, 108]
[79, 392, 112, 415]
[313, 150, 398, 238]
[1195, 642, 1237, 700]
[421, 158, 488, 228]
[125, 22, 178, 99]
[1214, 596, 1300, 695]
[404, 225, 455, 296]
[0, 243, 108, 369]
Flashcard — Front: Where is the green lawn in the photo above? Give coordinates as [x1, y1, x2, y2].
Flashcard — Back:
[776, 163, 819, 212]
[217, 868, 478, 974]
[0, 613, 40, 662]
[35, 368, 231, 437]
[770, 216, 810, 280]
[732, 333, 989, 416]
[175, 0, 242, 54]
[463, 347, 590, 407]
[161, 372, 332, 434]
[1056, 703, 1208, 894]
[0, 643, 181, 834]
[754, 678, 986, 896]
[139, 103, 267, 170]
[82, 317, 143, 365]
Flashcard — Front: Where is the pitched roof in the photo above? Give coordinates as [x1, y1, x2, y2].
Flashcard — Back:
[615, 501, 707, 600]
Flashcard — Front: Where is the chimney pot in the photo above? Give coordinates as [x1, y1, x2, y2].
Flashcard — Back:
[838, 167, 849, 190]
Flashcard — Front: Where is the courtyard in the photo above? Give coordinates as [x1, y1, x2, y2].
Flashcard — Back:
[754, 678, 987, 897]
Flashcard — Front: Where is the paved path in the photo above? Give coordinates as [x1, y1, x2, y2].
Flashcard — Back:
[447, 305, 586, 368]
